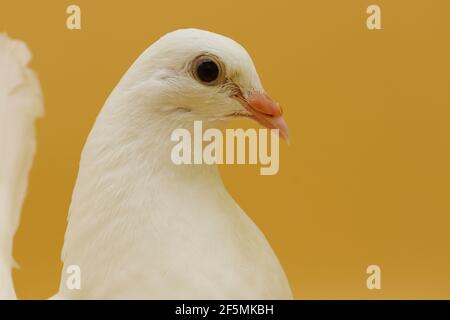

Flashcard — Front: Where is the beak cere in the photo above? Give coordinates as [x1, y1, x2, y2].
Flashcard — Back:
[240, 92, 289, 141]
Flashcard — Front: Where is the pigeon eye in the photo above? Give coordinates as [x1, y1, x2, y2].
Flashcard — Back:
[192, 55, 223, 85]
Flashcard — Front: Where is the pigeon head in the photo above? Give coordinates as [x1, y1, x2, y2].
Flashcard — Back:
[120, 29, 289, 140]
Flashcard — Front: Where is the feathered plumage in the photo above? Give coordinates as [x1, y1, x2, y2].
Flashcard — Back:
[0, 34, 43, 299]
[55, 29, 291, 299]
[0, 29, 291, 300]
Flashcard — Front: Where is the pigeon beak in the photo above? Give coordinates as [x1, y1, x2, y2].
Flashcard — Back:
[239, 92, 289, 141]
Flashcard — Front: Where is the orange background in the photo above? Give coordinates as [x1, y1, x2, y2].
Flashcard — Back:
[2, 0, 450, 299]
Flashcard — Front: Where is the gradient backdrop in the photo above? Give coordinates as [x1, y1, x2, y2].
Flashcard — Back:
[2, 0, 450, 299]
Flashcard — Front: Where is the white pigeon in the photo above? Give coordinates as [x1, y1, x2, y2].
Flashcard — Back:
[2, 29, 292, 299]
[0, 33, 44, 299]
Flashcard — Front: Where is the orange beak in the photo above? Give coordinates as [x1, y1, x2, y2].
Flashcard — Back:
[241, 92, 289, 141]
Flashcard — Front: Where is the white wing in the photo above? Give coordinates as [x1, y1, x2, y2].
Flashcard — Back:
[0, 33, 43, 299]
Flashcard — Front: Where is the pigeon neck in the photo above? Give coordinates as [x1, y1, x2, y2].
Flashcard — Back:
[60, 84, 232, 293]
[62, 101, 227, 251]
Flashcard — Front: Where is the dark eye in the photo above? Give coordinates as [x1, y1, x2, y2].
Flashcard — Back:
[192, 55, 224, 85]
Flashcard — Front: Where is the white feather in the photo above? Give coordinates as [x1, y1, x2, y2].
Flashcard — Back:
[0, 34, 43, 299]
[56, 29, 292, 299]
